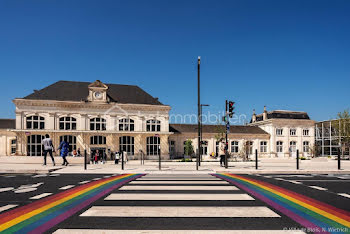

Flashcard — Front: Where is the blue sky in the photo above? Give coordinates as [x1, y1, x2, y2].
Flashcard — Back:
[0, 0, 349, 123]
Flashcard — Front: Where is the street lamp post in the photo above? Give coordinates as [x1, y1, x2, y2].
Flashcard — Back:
[197, 56, 201, 171]
[199, 104, 209, 166]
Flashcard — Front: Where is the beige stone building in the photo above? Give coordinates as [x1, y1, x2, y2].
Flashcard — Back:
[249, 107, 315, 158]
[10, 80, 172, 159]
[0, 80, 317, 159]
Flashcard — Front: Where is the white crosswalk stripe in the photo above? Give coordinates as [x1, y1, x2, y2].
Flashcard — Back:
[30, 193, 52, 199]
[105, 193, 254, 200]
[80, 206, 280, 217]
[0, 204, 18, 213]
[79, 180, 90, 184]
[0, 187, 14, 192]
[54, 229, 305, 234]
[119, 185, 238, 190]
[59, 185, 75, 190]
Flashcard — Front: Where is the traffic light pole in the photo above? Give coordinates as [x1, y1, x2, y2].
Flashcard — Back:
[225, 100, 228, 169]
[197, 56, 201, 171]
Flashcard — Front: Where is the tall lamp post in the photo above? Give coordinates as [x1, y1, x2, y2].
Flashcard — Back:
[197, 56, 201, 171]
[199, 104, 209, 166]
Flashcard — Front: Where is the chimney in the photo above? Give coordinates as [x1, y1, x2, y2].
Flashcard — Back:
[263, 106, 267, 121]
[252, 109, 256, 122]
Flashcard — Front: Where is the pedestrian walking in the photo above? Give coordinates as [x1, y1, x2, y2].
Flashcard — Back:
[115, 151, 120, 164]
[58, 140, 70, 166]
[42, 134, 55, 166]
[94, 150, 99, 164]
[219, 138, 226, 167]
[72, 148, 77, 157]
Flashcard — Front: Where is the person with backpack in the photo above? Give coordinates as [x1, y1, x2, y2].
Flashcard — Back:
[58, 139, 70, 166]
[42, 134, 55, 166]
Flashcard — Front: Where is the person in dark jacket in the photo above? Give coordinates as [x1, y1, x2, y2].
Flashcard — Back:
[58, 140, 70, 166]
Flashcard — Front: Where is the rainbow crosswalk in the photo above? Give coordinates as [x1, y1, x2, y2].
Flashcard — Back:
[214, 173, 350, 234]
[0, 173, 143, 234]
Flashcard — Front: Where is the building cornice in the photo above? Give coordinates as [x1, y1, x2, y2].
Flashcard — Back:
[12, 99, 171, 112]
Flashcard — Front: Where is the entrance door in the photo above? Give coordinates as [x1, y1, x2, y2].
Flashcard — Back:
[90, 147, 106, 161]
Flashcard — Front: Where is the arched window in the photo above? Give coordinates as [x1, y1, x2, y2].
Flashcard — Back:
[90, 136, 106, 145]
[290, 141, 297, 152]
[146, 120, 161, 132]
[231, 141, 239, 153]
[276, 141, 283, 153]
[27, 135, 44, 156]
[303, 141, 309, 153]
[59, 135, 77, 153]
[119, 118, 134, 131]
[59, 117, 77, 130]
[90, 118, 106, 131]
[26, 116, 45, 129]
[147, 136, 160, 155]
[119, 136, 134, 155]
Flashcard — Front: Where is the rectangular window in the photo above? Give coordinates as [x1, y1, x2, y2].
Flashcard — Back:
[276, 128, 283, 136]
[260, 141, 267, 153]
[231, 141, 239, 153]
[303, 141, 309, 152]
[11, 138, 16, 154]
[290, 129, 296, 136]
[303, 129, 309, 136]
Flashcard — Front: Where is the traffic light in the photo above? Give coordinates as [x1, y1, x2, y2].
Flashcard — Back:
[228, 101, 235, 118]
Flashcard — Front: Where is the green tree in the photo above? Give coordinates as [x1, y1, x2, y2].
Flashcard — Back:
[184, 139, 194, 157]
[334, 109, 350, 158]
[214, 123, 225, 142]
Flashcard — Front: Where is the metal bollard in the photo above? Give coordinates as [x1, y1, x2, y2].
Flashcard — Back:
[121, 151, 124, 170]
[159, 146, 161, 170]
[296, 149, 299, 170]
[255, 149, 258, 170]
[84, 149, 87, 170]
[338, 148, 341, 170]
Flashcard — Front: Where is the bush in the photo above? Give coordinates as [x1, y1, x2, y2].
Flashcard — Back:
[180, 158, 193, 162]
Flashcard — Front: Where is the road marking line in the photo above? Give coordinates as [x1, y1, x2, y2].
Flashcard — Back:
[80, 206, 280, 217]
[30, 193, 53, 199]
[59, 185, 75, 190]
[79, 181, 90, 184]
[129, 180, 229, 184]
[308, 186, 327, 191]
[105, 193, 254, 200]
[49, 174, 60, 177]
[0, 204, 18, 213]
[103, 176, 111, 178]
[274, 178, 286, 181]
[137, 178, 222, 181]
[14, 188, 38, 193]
[0, 187, 14, 192]
[288, 181, 302, 184]
[338, 193, 350, 198]
[54, 229, 304, 234]
[32, 174, 48, 178]
[119, 185, 239, 190]
[92, 178, 101, 180]
[294, 180, 350, 182]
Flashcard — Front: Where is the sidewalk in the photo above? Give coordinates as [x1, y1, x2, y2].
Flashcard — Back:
[0, 156, 349, 174]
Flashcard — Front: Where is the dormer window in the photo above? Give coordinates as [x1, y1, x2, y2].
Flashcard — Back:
[87, 80, 108, 102]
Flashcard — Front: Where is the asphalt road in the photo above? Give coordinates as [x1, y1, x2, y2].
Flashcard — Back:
[0, 173, 349, 234]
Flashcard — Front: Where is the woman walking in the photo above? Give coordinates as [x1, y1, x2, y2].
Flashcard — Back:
[58, 139, 70, 166]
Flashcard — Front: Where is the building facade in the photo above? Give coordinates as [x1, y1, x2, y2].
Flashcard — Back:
[249, 107, 315, 158]
[0, 80, 318, 159]
[11, 80, 172, 159]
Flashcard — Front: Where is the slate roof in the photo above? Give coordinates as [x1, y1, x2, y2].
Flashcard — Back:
[253, 110, 310, 122]
[170, 124, 268, 135]
[22, 80, 164, 105]
[0, 119, 15, 129]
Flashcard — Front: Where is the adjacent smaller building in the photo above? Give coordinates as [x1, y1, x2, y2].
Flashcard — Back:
[0, 119, 16, 156]
[249, 107, 315, 157]
[169, 124, 270, 159]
